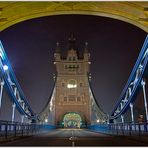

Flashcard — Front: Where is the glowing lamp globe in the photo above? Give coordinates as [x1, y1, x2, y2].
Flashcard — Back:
[45, 118, 48, 123]
[3, 65, 8, 71]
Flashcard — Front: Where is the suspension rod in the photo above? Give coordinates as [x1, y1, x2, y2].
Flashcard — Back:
[0, 79, 4, 109]
[12, 103, 16, 123]
[141, 79, 148, 121]
[130, 103, 134, 123]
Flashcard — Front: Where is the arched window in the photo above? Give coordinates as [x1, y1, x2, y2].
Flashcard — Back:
[69, 57, 72, 61]
[77, 97, 81, 102]
[65, 65, 68, 69]
[80, 83, 83, 87]
[64, 97, 67, 102]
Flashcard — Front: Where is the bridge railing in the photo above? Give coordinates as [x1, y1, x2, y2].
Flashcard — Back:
[89, 122, 148, 136]
[0, 120, 55, 141]
[108, 122, 148, 136]
[0, 120, 37, 141]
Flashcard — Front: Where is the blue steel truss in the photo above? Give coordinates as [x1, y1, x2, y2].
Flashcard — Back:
[0, 41, 36, 120]
[110, 35, 148, 121]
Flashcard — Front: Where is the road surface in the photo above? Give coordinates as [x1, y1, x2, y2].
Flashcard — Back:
[0, 128, 148, 146]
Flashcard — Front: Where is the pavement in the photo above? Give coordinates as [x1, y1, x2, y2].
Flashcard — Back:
[0, 128, 148, 146]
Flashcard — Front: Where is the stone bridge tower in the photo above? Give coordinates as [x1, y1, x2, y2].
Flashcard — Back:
[38, 35, 107, 126]
[54, 35, 92, 127]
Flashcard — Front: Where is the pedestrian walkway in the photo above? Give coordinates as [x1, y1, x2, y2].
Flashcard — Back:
[0, 129, 148, 146]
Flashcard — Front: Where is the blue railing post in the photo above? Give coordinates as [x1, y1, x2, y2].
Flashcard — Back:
[144, 122, 147, 132]
[121, 123, 124, 135]
[21, 125, 24, 137]
[5, 123, 7, 139]
[129, 123, 131, 136]
[14, 124, 16, 137]
[138, 123, 141, 136]
[26, 125, 29, 135]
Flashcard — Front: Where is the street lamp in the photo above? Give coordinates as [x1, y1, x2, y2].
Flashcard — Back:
[3, 65, 8, 71]
[97, 119, 100, 123]
[45, 118, 48, 123]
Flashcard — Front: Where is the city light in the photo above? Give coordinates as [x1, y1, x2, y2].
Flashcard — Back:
[3, 65, 8, 71]
[97, 119, 100, 123]
[67, 84, 77, 88]
[45, 118, 48, 123]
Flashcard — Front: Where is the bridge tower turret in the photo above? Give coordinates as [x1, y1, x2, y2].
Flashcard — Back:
[54, 42, 61, 61]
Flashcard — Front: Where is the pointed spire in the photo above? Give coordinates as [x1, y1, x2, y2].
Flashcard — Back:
[84, 41, 89, 53]
[55, 41, 60, 53]
[68, 33, 76, 50]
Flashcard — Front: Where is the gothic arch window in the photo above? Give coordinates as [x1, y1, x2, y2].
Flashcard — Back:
[65, 65, 68, 69]
[60, 95, 63, 101]
[62, 83, 65, 87]
[69, 57, 72, 61]
[77, 97, 81, 102]
[64, 97, 67, 102]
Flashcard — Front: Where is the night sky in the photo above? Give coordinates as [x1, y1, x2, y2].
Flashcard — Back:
[0, 15, 147, 121]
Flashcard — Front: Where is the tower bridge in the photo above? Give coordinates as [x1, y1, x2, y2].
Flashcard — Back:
[0, 2, 148, 145]
[0, 34, 148, 146]
[38, 35, 107, 127]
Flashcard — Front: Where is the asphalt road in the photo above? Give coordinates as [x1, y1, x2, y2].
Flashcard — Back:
[0, 128, 148, 146]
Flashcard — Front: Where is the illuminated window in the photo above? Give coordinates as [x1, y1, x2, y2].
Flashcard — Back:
[67, 80, 77, 88]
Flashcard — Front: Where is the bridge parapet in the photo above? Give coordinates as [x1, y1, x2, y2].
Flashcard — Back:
[88, 122, 148, 136]
[0, 120, 55, 142]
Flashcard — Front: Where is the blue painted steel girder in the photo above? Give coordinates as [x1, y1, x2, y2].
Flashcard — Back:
[0, 41, 36, 120]
[110, 35, 148, 120]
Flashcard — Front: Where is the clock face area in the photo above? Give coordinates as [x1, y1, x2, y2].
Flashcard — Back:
[67, 79, 77, 89]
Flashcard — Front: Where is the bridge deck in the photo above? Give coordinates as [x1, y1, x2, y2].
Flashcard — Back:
[0, 129, 148, 146]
